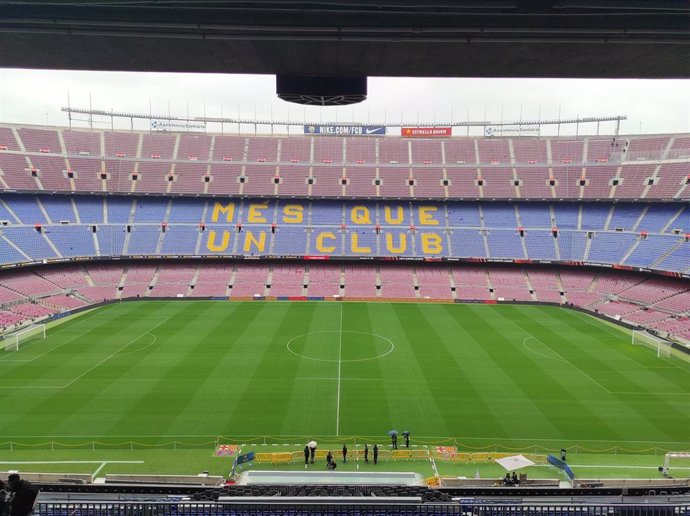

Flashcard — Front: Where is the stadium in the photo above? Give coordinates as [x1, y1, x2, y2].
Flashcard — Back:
[1, 2, 690, 516]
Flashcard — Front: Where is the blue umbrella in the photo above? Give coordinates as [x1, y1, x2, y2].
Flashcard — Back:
[388, 430, 398, 437]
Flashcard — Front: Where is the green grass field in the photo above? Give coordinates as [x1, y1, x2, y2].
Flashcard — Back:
[1, 300, 688, 478]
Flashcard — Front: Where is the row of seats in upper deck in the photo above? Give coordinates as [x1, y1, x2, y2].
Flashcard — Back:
[1, 157, 689, 199]
[5, 126, 688, 163]
[1, 126, 690, 200]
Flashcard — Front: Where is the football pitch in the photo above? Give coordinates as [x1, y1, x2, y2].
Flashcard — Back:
[1, 300, 688, 457]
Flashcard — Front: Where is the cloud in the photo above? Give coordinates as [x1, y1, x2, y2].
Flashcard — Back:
[0, 69, 688, 135]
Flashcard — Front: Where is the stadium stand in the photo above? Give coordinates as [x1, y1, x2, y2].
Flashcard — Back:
[1, 260, 689, 341]
[0, 125, 689, 347]
[2, 125, 690, 199]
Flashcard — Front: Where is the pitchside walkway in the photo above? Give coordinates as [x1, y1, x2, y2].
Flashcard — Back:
[238, 470, 425, 486]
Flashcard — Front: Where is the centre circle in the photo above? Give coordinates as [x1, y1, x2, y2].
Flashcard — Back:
[286, 331, 395, 362]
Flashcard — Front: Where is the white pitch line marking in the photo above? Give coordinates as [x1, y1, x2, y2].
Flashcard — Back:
[296, 377, 382, 381]
[336, 303, 343, 437]
[522, 337, 567, 363]
[0, 317, 170, 390]
[61, 317, 170, 389]
[0, 461, 144, 464]
[286, 331, 395, 363]
[1, 434, 686, 445]
[511, 319, 612, 394]
[568, 464, 690, 470]
[93, 462, 107, 477]
[0, 329, 90, 363]
[609, 391, 690, 396]
[429, 456, 439, 476]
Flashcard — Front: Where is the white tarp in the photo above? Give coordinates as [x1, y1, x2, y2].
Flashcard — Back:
[495, 455, 535, 471]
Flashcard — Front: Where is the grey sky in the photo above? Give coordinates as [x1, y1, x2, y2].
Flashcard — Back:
[0, 68, 688, 136]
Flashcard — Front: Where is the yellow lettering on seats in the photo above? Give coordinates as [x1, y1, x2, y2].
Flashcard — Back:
[384, 205, 405, 225]
[351, 206, 371, 224]
[282, 204, 304, 223]
[421, 233, 443, 254]
[351, 233, 372, 253]
[207, 230, 231, 252]
[316, 232, 336, 253]
[418, 206, 439, 225]
[243, 231, 266, 252]
[385, 233, 407, 254]
[211, 202, 235, 223]
[247, 203, 268, 223]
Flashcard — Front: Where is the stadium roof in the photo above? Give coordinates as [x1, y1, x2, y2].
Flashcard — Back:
[1, 1, 690, 79]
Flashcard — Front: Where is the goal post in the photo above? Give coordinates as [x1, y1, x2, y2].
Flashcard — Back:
[632, 330, 672, 358]
[4, 323, 46, 351]
[663, 452, 690, 477]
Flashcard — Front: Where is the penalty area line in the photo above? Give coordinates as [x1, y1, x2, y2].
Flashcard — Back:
[510, 319, 612, 394]
[0, 318, 172, 390]
[429, 456, 439, 477]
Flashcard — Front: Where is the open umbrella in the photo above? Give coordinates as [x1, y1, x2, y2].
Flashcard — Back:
[495, 455, 535, 471]
[388, 430, 398, 437]
[308, 440, 317, 449]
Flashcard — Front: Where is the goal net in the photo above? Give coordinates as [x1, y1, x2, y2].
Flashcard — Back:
[631, 330, 672, 358]
[663, 452, 690, 477]
[4, 323, 46, 351]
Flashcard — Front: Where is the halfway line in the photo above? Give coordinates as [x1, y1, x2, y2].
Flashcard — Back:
[336, 303, 343, 436]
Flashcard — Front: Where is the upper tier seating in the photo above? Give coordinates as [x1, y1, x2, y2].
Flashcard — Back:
[3, 125, 690, 200]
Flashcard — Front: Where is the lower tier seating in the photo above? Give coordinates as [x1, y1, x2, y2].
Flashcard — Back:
[1, 261, 688, 343]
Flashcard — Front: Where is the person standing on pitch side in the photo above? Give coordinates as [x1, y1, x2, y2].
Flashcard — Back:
[342, 444, 348, 463]
[304, 445, 310, 465]
[308, 441, 317, 464]
[373, 444, 379, 465]
[364, 443, 369, 463]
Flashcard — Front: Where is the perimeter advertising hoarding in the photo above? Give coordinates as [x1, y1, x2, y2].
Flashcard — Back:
[303, 125, 386, 136]
[151, 120, 206, 132]
[401, 127, 452, 137]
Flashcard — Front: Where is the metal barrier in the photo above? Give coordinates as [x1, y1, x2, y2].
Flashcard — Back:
[35, 502, 690, 516]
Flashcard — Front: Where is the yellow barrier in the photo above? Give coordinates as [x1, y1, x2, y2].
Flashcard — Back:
[273, 453, 292, 464]
[254, 453, 275, 464]
[426, 476, 441, 487]
[432, 451, 548, 464]
[524, 454, 548, 465]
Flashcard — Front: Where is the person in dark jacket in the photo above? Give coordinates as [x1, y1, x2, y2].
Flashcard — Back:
[364, 444, 369, 463]
[342, 444, 348, 463]
[0, 480, 8, 516]
[303, 445, 310, 465]
[326, 451, 333, 465]
[7, 474, 38, 516]
[373, 444, 379, 465]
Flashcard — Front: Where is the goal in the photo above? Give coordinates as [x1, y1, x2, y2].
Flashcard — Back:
[663, 452, 690, 477]
[631, 330, 672, 358]
[4, 323, 46, 351]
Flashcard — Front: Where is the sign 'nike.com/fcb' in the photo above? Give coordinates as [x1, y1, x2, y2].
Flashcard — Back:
[303, 125, 386, 136]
